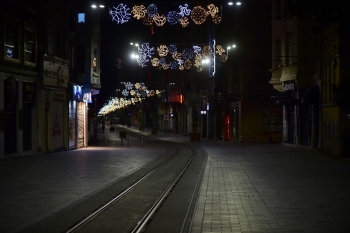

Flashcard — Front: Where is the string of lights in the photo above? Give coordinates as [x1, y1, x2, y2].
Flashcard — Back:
[110, 3, 222, 27]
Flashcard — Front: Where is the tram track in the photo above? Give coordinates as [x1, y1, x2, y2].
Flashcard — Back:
[64, 140, 197, 233]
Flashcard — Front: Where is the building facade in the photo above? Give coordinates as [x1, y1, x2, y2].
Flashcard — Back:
[269, 0, 320, 148]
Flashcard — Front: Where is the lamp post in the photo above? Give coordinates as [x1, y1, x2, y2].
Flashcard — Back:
[90, 3, 104, 144]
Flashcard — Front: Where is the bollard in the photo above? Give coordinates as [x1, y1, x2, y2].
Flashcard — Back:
[127, 137, 129, 147]
[222, 138, 224, 147]
[104, 136, 108, 146]
[121, 137, 123, 147]
[142, 137, 144, 148]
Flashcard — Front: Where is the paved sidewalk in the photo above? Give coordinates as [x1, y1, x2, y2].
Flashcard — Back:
[0, 128, 165, 233]
[190, 142, 350, 233]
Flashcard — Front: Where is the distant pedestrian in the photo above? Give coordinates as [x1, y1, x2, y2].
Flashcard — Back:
[102, 124, 105, 134]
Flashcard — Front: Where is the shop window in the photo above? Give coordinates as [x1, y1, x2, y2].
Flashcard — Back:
[4, 19, 20, 60]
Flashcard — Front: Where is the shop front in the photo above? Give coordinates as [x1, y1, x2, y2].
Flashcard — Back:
[69, 85, 87, 149]
[0, 73, 38, 159]
[39, 55, 69, 153]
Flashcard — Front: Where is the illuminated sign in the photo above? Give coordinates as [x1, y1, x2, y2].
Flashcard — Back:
[73, 85, 83, 102]
[83, 92, 92, 103]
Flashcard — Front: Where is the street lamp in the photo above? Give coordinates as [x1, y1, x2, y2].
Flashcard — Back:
[130, 42, 139, 59]
[90, 3, 105, 144]
[228, 1, 241, 6]
[91, 4, 105, 8]
[226, 44, 236, 58]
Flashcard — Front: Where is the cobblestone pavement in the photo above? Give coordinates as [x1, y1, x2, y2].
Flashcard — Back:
[190, 142, 350, 233]
[2, 125, 350, 233]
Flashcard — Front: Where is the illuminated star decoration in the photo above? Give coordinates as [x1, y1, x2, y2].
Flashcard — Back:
[110, 4, 131, 24]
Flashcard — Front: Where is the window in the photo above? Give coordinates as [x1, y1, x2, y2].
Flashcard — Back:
[275, 0, 281, 19]
[47, 21, 55, 54]
[4, 20, 20, 59]
[78, 13, 85, 23]
[76, 45, 86, 72]
[24, 26, 36, 63]
[276, 39, 283, 66]
[286, 31, 294, 65]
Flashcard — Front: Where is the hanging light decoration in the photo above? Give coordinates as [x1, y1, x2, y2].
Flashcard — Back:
[111, 2, 224, 28]
[219, 54, 228, 62]
[179, 17, 190, 27]
[182, 48, 194, 60]
[172, 51, 182, 60]
[170, 60, 178, 70]
[143, 16, 153, 26]
[162, 63, 170, 70]
[151, 57, 160, 66]
[216, 45, 225, 55]
[110, 4, 131, 24]
[190, 6, 207, 25]
[207, 4, 218, 17]
[202, 45, 212, 58]
[212, 15, 222, 24]
[184, 60, 192, 69]
[167, 11, 180, 25]
[132, 5, 147, 19]
[153, 13, 166, 26]
[169, 45, 177, 54]
[179, 4, 191, 17]
[147, 3, 158, 17]
[157, 45, 169, 57]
